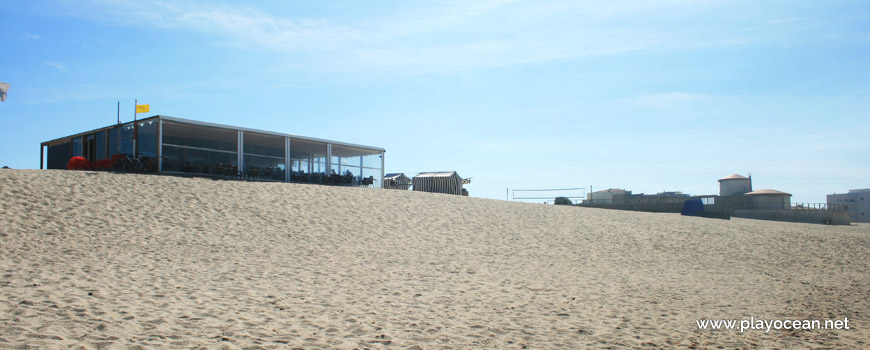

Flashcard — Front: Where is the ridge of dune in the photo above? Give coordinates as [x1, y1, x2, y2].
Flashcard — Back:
[1, 169, 868, 349]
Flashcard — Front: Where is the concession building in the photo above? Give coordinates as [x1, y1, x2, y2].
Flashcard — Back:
[40, 115, 385, 187]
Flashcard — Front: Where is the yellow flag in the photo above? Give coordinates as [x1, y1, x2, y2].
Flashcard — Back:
[136, 104, 150, 113]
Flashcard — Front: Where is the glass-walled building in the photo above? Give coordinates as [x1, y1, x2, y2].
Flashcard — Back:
[40, 115, 385, 188]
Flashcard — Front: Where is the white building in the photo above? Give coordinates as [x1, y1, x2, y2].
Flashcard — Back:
[745, 189, 791, 210]
[718, 174, 752, 196]
[586, 188, 628, 204]
[827, 189, 870, 223]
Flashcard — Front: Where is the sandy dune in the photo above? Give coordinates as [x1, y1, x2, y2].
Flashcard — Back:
[1, 169, 868, 349]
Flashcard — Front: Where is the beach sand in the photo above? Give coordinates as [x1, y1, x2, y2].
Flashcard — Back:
[1, 169, 868, 349]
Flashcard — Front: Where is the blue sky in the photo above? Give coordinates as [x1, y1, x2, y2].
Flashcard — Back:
[2, 0, 868, 203]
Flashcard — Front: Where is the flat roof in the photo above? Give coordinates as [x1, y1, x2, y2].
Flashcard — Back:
[745, 189, 792, 196]
[590, 188, 626, 194]
[42, 115, 385, 152]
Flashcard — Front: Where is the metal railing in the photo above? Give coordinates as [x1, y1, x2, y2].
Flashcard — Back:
[791, 203, 848, 211]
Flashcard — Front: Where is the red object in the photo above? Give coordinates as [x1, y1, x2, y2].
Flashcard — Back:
[67, 156, 90, 170]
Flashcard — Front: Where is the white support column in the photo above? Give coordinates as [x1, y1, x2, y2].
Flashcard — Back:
[326, 143, 333, 175]
[237, 130, 244, 176]
[284, 137, 291, 182]
[157, 119, 163, 172]
[380, 151, 385, 189]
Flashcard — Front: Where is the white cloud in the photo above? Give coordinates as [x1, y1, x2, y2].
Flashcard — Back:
[65, 0, 360, 51]
[44, 62, 69, 72]
[56, 0, 814, 75]
[23, 32, 40, 40]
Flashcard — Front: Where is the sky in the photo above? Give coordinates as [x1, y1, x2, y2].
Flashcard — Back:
[1, 0, 869, 203]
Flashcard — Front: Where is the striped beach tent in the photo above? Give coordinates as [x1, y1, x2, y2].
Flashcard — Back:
[383, 173, 412, 190]
[412, 171, 464, 195]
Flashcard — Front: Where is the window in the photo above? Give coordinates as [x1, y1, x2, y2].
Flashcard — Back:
[161, 121, 239, 176]
[162, 121, 237, 152]
[71, 137, 82, 157]
[107, 127, 120, 156]
[119, 123, 135, 155]
[289, 138, 327, 183]
[47, 142, 71, 169]
[331, 144, 383, 187]
[137, 119, 158, 157]
[95, 130, 107, 160]
[243, 132, 285, 181]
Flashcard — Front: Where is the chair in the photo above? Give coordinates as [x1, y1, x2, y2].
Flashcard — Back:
[247, 167, 260, 180]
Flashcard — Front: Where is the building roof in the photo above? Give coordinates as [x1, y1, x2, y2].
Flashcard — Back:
[41, 115, 386, 152]
[591, 188, 626, 194]
[718, 174, 749, 181]
[415, 171, 461, 178]
[384, 173, 408, 179]
[745, 189, 792, 196]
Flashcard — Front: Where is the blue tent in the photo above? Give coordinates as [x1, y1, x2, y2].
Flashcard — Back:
[681, 199, 704, 216]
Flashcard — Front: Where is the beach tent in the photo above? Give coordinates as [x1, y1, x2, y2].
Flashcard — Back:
[681, 199, 704, 216]
[412, 171, 464, 195]
[383, 173, 412, 190]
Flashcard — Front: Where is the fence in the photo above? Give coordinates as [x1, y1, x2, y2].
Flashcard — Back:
[791, 203, 848, 211]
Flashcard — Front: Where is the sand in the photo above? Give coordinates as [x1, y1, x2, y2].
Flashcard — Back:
[1, 169, 868, 349]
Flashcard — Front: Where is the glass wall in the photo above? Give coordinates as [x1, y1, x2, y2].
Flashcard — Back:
[47, 142, 71, 169]
[108, 127, 120, 156]
[243, 132, 285, 181]
[71, 137, 82, 157]
[137, 119, 158, 157]
[161, 121, 238, 176]
[83, 134, 95, 160]
[331, 145, 361, 186]
[95, 130, 107, 160]
[331, 144, 383, 188]
[119, 123, 135, 156]
[150, 118, 382, 186]
[289, 138, 327, 184]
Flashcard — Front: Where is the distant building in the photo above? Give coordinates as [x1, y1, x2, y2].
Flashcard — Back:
[745, 189, 791, 210]
[383, 173, 412, 190]
[586, 188, 628, 204]
[412, 171, 466, 195]
[719, 174, 752, 196]
[827, 189, 870, 223]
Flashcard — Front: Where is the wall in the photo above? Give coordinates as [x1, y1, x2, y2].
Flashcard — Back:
[578, 202, 684, 213]
[733, 209, 851, 225]
[750, 195, 791, 210]
[587, 190, 626, 204]
[713, 195, 755, 212]
[720, 179, 751, 196]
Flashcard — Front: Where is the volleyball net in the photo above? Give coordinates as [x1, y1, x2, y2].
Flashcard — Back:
[511, 187, 586, 204]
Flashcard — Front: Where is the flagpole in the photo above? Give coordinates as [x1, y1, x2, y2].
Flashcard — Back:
[117, 101, 120, 125]
[133, 99, 138, 156]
